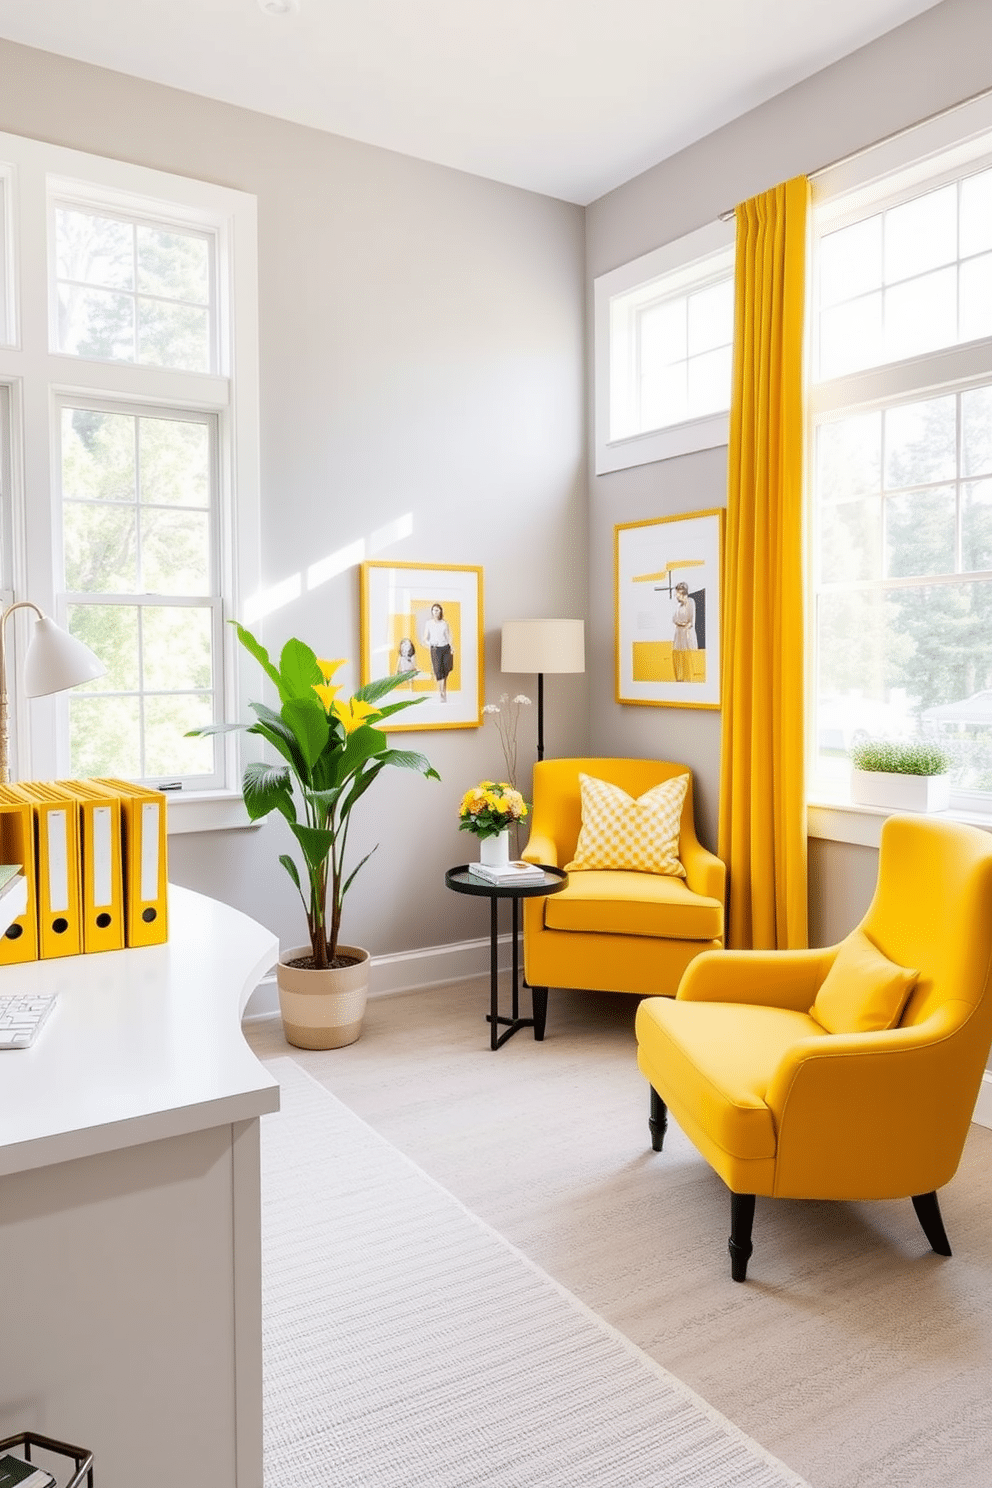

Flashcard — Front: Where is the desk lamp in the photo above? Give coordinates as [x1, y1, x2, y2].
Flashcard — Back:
[0, 600, 105, 782]
[500, 618, 584, 762]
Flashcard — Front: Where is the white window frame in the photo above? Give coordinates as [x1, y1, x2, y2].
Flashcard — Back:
[0, 131, 260, 832]
[807, 90, 992, 841]
[594, 219, 735, 475]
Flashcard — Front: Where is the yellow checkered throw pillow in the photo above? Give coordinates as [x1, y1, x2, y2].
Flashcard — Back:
[565, 773, 688, 877]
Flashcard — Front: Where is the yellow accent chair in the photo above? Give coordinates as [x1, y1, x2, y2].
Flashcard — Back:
[636, 815, 992, 1281]
[521, 758, 726, 1037]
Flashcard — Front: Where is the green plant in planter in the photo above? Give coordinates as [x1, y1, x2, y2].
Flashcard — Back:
[190, 622, 439, 969]
[849, 739, 952, 776]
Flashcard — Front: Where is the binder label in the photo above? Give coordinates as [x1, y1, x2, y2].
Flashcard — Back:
[140, 801, 160, 902]
[93, 804, 113, 907]
[47, 809, 69, 913]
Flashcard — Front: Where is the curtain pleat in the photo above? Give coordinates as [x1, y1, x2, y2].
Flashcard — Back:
[718, 177, 809, 950]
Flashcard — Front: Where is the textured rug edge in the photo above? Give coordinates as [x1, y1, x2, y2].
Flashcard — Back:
[262, 1054, 811, 1488]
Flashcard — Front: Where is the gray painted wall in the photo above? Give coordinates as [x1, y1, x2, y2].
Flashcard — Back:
[0, 38, 587, 957]
[585, 0, 992, 944]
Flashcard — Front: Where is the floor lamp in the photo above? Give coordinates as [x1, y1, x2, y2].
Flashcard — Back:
[500, 619, 585, 762]
[0, 601, 106, 783]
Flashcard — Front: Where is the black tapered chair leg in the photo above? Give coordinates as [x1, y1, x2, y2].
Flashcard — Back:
[729, 1193, 756, 1281]
[648, 1087, 668, 1151]
[912, 1191, 952, 1256]
[532, 987, 548, 1041]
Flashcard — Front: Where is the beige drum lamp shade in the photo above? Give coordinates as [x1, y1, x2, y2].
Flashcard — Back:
[501, 618, 585, 761]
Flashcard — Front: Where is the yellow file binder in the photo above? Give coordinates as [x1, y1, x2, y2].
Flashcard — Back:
[92, 779, 169, 947]
[8, 782, 83, 959]
[64, 779, 126, 954]
[0, 788, 40, 964]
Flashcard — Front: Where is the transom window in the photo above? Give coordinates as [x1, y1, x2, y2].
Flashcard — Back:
[594, 219, 735, 474]
[818, 168, 992, 380]
[54, 203, 214, 371]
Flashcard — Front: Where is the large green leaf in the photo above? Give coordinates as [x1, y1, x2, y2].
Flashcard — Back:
[282, 696, 330, 772]
[288, 821, 336, 875]
[248, 701, 308, 778]
[185, 720, 249, 738]
[378, 748, 441, 780]
[278, 853, 303, 893]
[356, 671, 426, 705]
[280, 637, 322, 699]
[340, 759, 384, 817]
[242, 761, 296, 823]
[371, 695, 430, 720]
[233, 621, 287, 701]
[333, 723, 388, 784]
[305, 785, 346, 813]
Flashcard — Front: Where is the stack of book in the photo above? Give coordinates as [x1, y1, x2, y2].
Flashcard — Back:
[0, 1453, 57, 1488]
[467, 860, 546, 886]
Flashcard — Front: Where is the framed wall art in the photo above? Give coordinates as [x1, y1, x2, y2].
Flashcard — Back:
[614, 508, 724, 709]
[360, 561, 484, 730]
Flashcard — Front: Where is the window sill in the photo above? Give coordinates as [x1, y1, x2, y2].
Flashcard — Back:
[808, 800, 992, 849]
[164, 791, 264, 836]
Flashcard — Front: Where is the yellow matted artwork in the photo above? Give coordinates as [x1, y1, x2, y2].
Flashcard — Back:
[614, 509, 723, 709]
[360, 561, 484, 730]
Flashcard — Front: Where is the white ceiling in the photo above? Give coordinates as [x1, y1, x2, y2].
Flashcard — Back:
[0, 0, 943, 204]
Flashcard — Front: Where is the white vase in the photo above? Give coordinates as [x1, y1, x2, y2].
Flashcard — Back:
[479, 830, 511, 868]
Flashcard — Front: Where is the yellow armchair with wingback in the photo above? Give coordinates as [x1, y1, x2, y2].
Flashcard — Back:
[521, 758, 725, 1037]
[636, 814, 992, 1280]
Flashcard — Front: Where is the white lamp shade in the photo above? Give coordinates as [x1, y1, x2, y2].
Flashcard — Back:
[501, 619, 585, 675]
[22, 616, 106, 698]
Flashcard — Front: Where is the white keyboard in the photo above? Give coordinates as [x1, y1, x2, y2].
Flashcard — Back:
[0, 992, 58, 1049]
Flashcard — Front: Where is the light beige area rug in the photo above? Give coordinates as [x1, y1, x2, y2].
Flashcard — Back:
[260, 1057, 810, 1487]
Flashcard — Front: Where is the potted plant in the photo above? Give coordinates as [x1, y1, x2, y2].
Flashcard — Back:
[849, 739, 952, 813]
[192, 622, 439, 1048]
[458, 781, 529, 868]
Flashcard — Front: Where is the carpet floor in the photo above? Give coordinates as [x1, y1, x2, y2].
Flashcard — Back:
[261, 1056, 809, 1487]
[247, 977, 992, 1487]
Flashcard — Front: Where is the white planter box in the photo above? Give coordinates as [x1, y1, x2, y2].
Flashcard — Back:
[851, 768, 951, 813]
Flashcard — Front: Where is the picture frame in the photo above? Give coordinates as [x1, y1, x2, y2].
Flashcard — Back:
[360, 561, 484, 731]
[614, 509, 724, 709]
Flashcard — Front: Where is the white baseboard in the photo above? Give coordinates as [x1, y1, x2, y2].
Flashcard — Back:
[974, 1071, 992, 1130]
[243, 932, 516, 1022]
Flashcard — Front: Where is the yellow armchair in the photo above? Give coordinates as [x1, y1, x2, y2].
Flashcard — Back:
[521, 758, 725, 1037]
[636, 815, 992, 1280]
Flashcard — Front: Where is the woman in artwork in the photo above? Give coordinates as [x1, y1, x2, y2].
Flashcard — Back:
[671, 581, 698, 683]
[395, 637, 418, 675]
[421, 603, 454, 702]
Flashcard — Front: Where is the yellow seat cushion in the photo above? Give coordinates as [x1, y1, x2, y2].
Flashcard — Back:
[810, 930, 918, 1035]
[544, 870, 723, 941]
[565, 773, 687, 877]
[635, 998, 829, 1161]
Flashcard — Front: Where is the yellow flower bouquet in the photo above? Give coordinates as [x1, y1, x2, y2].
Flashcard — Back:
[458, 780, 529, 841]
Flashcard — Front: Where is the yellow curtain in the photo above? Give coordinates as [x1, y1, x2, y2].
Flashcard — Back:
[718, 177, 809, 950]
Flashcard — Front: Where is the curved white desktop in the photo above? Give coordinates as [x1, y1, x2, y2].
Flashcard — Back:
[0, 886, 280, 1488]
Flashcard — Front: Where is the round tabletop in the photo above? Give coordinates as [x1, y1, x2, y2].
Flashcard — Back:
[445, 864, 568, 900]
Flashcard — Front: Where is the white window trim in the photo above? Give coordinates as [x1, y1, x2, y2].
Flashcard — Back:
[593, 219, 735, 475]
[807, 91, 992, 830]
[0, 133, 260, 829]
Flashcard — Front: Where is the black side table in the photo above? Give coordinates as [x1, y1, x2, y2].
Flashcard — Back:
[445, 864, 567, 1049]
[0, 1431, 94, 1487]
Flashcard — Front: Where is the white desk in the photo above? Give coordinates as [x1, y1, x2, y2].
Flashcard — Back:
[0, 886, 280, 1488]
